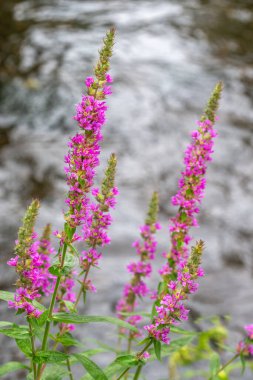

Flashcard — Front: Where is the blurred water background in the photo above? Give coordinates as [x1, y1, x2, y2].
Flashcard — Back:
[0, 0, 253, 379]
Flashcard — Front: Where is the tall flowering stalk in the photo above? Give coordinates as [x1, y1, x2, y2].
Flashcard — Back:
[143, 82, 223, 347]
[64, 28, 115, 232]
[36, 30, 116, 380]
[116, 192, 160, 350]
[7, 200, 45, 318]
[75, 153, 118, 305]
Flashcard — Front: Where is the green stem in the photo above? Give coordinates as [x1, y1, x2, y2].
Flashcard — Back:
[116, 368, 130, 380]
[65, 347, 74, 380]
[209, 353, 239, 380]
[66, 357, 74, 380]
[124, 334, 133, 380]
[74, 263, 91, 308]
[115, 340, 152, 380]
[36, 243, 68, 380]
[28, 319, 37, 379]
[133, 365, 142, 380]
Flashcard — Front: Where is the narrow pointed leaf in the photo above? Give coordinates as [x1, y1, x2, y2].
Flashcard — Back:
[0, 361, 29, 376]
[73, 354, 108, 380]
[209, 352, 221, 379]
[114, 355, 140, 367]
[34, 351, 68, 364]
[170, 326, 198, 336]
[52, 312, 138, 333]
[0, 291, 14, 302]
[15, 339, 32, 357]
[0, 325, 29, 339]
[153, 340, 161, 361]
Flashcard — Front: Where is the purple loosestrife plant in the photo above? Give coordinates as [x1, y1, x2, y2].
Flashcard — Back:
[1, 31, 253, 380]
[116, 192, 160, 352]
[34, 29, 119, 380]
[7, 199, 47, 318]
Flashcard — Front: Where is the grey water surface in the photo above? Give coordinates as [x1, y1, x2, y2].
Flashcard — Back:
[0, 1, 253, 379]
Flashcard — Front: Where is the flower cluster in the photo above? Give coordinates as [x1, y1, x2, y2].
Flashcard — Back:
[64, 29, 115, 232]
[169, 118, 217, 263]
[64, 85, 111, 229]
[237, 325, 253, 356]
[116, 192, 160, 334]
[144, 241, 204, 344]
[79, 153, 118, 295]
[7, 203, 55, 318]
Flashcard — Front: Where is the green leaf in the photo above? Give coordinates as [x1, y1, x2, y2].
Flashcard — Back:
[48, 264, 64, 277]
[80, 361, 124, 380]
[149, 336, 194, 361]
[70, 348, 111, 363]
[151, 300, 159, 319]
[240, 352, 246, 375]
[0, 321, 13, 328]
[209, 352, 221, 379]
[0, 361, 29, 376]
[52, 312, 138, 333]
[63, 300, 77, 313]
[64, 252, 76, 269]
[36, 310, 49, 326]
[40, 365, 68, 380]
[32, 301, 46, 313]
[54, 332, 82, 347]
[67, 243, 80, 258]
[136, 337, 152, 347]
[73, 354, 108, 380]
[49, 254, 76, 277]
[119, 311, 150, 318]
[36, 310, 49, 327]
[34, 351, 68, 364]
[0, 324, 29, 339]
[0, 290, 14, 302]
[114, 355, 139, 367]
[30, 319, 45, 342]
[15, 338, 32, 357]
[83, 338, 118, 353]
[64, 223, 76, 241]
[170, 326, 198, 336]
[153, 340, 162, 361]
[81, 348, 112, 356]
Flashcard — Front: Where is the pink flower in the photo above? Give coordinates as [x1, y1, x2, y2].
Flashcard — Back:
[85, 76, 94, 88]
[7, 256, 19, 267]
[245, 324, 253, 339]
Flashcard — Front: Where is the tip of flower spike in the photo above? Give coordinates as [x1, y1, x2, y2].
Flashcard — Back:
[41, 224, 51, 241]
[145, 192, 159, 227]
[187, 240, 204, 277]
[87, 28, 115, 99]
[15, 199, 40, 258]
[201, 81, 223, 124]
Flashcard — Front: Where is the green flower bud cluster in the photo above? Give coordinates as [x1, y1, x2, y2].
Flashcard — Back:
[201, 81, 223, 123]
[15, 199, 40, 258]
